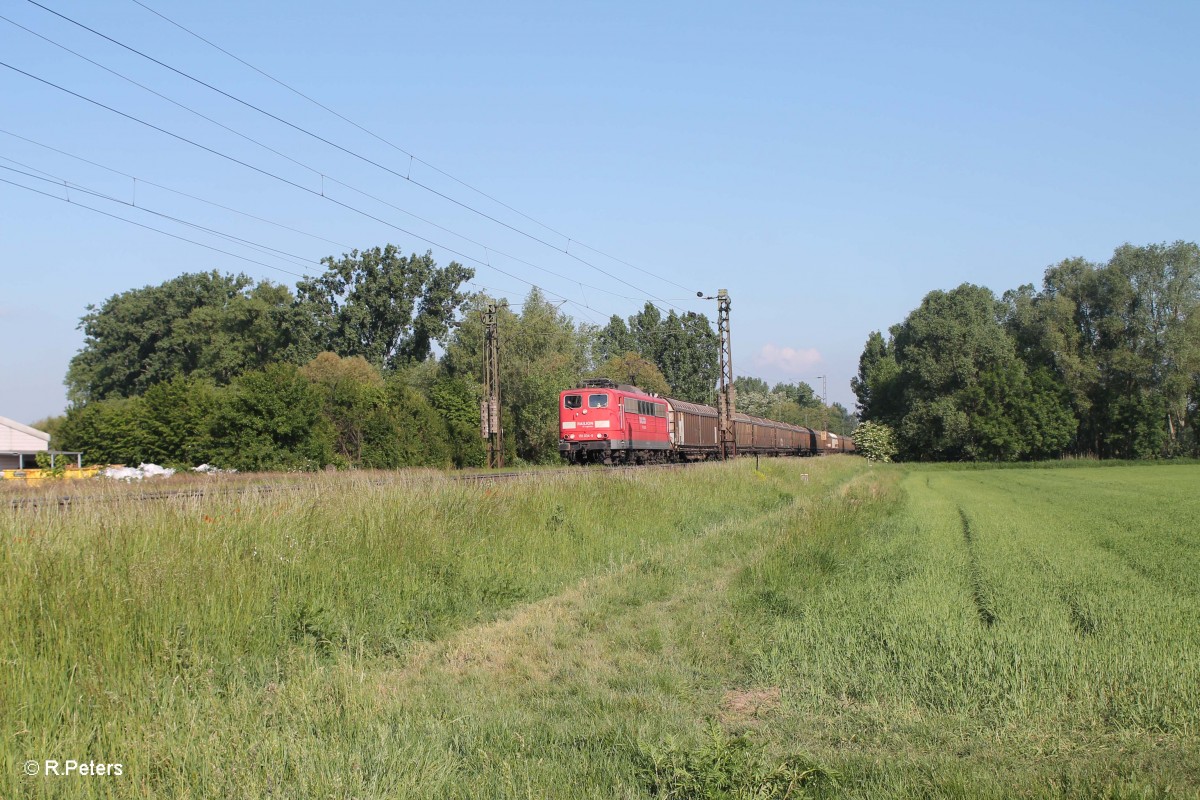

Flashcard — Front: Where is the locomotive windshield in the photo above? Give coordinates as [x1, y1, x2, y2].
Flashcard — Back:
[564, 394, 582, 409]
[588, 394, 609, 408]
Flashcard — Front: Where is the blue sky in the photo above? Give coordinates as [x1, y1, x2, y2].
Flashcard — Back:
[2, 0, 1198, 424]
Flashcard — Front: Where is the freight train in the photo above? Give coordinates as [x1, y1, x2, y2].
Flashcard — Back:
[559, 379, 854, 465]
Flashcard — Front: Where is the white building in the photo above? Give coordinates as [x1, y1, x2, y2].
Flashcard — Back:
[0, 415, 52, 469]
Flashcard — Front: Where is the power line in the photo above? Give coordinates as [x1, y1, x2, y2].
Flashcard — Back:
[0, 126, 636, 307]
[0, 166, 601, 333]
[126, 0, 700, 297]
[0, 15, 648, 309]
[0, 61, 602, 320]
[0, 175, 310, 278]
[0, 12, 323, 183]
[0, 15, 494, 261]
[0, 160, 320, 272]
[0, 127, 355, 252]
[23, 0, 684, 312]
[1, 168, 606, 328]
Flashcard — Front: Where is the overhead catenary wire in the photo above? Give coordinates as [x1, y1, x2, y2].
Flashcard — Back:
[0, 126, 639, 308]
[22, 0, 685, 313]
[2, 172, 601, 343]
[0, 175, 311, 279]
[0, 126, 356, 252]
[0, 17, 571, 291]
[0, 61, 606, 322]
[126, 0, 700, 298]
[0, 18, 630, 307]
[0, 170, 605, 327]
[0, 160, 322, 273]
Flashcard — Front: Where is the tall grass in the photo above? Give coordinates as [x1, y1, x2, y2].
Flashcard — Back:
[1, 462, 824, 798]
[5, 459, 1197, 798]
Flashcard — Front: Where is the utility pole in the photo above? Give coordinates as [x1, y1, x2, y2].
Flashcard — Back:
[481, 303, 503, 469]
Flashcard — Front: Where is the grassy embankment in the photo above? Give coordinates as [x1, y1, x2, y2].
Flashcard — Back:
[3, 459, 1197, 797]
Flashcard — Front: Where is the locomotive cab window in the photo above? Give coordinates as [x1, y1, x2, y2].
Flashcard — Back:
[588, 394, 609, 408]
[564, 394, 582, 409]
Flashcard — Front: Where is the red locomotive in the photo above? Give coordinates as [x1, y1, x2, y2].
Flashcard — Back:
[559, 379, 854, 465]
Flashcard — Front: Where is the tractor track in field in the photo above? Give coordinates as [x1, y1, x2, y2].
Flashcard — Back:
[959, 507, 998, 628]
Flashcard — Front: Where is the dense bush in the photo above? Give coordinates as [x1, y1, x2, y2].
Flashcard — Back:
[58, 356, 469, 471]
[208, 365, 334, 471]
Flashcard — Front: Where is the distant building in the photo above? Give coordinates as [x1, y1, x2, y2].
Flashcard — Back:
[0, 415, 52, 469]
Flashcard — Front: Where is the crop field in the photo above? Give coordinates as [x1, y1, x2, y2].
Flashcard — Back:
[3, 459, 1197, 798]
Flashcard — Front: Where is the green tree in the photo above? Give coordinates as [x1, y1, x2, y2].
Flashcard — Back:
[296, 246, 473, 370]
[66, 271, 312, 403]
[890, 284, 1057, 460]
[771, 381, 821, 408]
[733, 376, 771, 418]
[733, 376, 769, 396]
[828, 402, 856, 435]
[1099, 242, 1199, 456]
[355, 378, 452, 468]
[596, 304, 720, 402]
[594, 315, 634, 364]
[183, 281, 318, 385]
[429, 374, 487, 469]
[657, 311, 720, 402]
[851, 330, 902, 424]
[1009, 242, 1200, 458]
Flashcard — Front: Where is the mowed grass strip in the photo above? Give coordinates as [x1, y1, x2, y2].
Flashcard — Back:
[1, 459, 849, 799]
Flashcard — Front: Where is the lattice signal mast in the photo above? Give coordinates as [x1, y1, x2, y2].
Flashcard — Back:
[700, 289, 736, 460]
[481, 303, 503, 469]
[717, 289, 736, 459]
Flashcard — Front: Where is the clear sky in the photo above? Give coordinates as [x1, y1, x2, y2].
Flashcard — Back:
[2, 0, 1198, 425]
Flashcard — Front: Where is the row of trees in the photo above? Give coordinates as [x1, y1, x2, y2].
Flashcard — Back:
[853, 242, 1200, 460]
[65, 246, 471, 404]
[64, 246, 838, 468]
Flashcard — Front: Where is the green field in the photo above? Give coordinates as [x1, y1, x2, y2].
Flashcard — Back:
[3, 460, 1198, 798]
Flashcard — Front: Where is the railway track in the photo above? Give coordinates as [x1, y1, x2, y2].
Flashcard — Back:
[3, 462, 695, 511]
